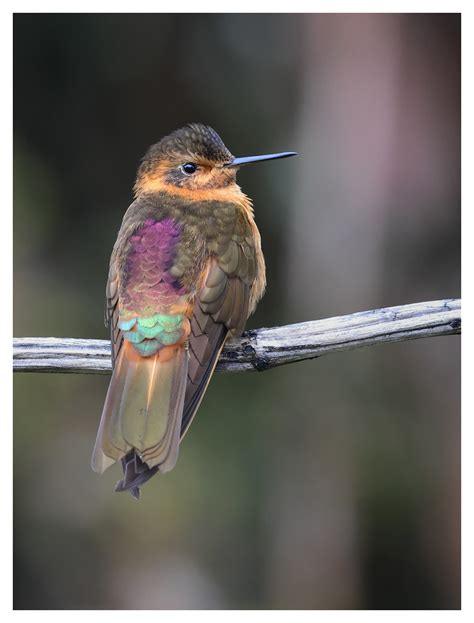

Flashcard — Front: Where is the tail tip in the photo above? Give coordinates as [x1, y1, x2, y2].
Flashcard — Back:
[115, 478, 141, 500]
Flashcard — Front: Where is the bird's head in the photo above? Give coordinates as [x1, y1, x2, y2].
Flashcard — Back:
[134, 123, 296, 198]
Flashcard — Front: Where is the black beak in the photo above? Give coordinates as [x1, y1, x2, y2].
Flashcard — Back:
[225, 151, 298, 167]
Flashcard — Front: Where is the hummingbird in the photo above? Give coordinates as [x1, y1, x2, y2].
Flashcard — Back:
[92, 123, 296, 498]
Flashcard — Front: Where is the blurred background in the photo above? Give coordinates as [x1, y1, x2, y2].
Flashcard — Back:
[13, 13, 460, 609]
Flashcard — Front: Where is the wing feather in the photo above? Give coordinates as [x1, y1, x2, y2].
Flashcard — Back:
[180, 220, 260, 437]
[104, 261, 124, 366]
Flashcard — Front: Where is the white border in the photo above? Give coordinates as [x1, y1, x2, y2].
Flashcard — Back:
[3, 2, 470, 620]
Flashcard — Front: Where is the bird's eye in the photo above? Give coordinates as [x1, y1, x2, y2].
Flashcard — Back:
[181, 162, 198, 175]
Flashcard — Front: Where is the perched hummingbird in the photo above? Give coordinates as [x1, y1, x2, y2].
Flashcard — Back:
[92, 123, 296, 498]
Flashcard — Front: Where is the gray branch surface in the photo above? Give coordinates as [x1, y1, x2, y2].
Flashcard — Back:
[13, 299, 460, 375]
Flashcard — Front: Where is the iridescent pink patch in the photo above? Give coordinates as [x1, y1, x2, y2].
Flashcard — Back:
[121, 218, 187, 317]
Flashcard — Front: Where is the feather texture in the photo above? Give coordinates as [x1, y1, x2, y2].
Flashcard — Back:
[95, 182, 266, 496]
[92, 341, 188, 478]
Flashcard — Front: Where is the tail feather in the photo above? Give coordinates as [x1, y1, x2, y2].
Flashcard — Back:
[92, 341, 188, 496]
[114, 450, 159, 499]
[91, 349, 131, 474]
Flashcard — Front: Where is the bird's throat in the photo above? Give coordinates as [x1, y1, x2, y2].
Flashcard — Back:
[135, 173, 252, 212]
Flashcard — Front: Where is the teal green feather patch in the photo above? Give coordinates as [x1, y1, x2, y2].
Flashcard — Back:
[121, 312, 185, 355]
[134, 339, 161, 356]
[137, 314, 162, 328]
[160, 330, 183, 345]
[157, 314, 184, 329]
[124, 330, 145, 344]
[119, 318, 137, 331]
[137, 324, 166, 339]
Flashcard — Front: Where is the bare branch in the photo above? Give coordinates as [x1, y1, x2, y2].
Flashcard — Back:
[13, 299, 460, 374]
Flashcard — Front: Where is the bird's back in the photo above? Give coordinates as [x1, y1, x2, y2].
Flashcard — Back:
[93, 189, 265, 496]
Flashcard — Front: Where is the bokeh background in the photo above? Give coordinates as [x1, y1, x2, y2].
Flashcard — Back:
[13, 13, 460, 609]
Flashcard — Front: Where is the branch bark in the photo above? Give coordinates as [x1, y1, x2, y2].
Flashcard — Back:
[13, 299, 460, 374]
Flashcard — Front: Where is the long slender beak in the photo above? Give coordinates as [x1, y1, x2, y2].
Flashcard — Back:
[225, 151, 298, 167]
